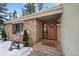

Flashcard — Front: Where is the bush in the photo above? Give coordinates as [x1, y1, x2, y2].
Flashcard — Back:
[23, 30, 29, 46]
[2, 29, 7, 41]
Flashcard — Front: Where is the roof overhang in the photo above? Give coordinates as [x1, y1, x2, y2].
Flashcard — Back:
[4, 5, 63, 24]
[37, 13, 62, 23]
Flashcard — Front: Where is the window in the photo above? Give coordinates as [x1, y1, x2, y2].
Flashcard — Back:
[12, 23, 23, 34]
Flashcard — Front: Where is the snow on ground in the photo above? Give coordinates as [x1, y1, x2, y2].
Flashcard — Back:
[0, 40, 33, 56]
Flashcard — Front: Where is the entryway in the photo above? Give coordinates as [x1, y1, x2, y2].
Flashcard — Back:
[42, 20, 58, 47]
[37, 13, 62, 48]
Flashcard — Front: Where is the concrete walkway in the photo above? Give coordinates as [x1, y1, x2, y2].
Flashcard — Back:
[29, 42, 63, 56]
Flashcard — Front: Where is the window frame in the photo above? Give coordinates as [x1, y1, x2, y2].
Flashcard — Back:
[12, 23, 23, 34]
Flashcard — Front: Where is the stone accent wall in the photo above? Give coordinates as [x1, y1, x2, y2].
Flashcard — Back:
[24, 19, 37, 46]
[24, 19, 42, 46]
[4, 23, 23, 42]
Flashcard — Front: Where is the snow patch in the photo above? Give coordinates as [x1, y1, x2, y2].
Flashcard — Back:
[0, 40, 33, 56]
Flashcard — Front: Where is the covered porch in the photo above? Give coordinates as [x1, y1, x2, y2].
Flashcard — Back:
[28, 11, 64, 56]
[36, 13, 62, 48]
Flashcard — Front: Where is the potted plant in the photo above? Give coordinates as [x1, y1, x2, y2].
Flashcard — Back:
[23, 30, 29, 46]
[2, 29, 7, 41]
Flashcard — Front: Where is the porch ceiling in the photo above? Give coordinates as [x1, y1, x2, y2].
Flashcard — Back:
[37, 13, 62, 23]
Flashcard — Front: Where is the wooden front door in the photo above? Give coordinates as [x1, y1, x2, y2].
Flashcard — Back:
[43, 22, 57, 40]
[47, 23, 57, 40]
